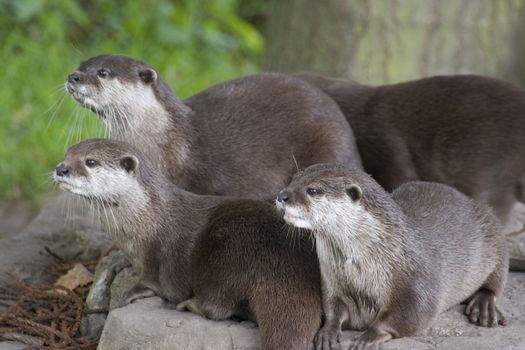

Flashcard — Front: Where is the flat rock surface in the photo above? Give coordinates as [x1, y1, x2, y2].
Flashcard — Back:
[99, 298, 260, 350]
[99, 273, 525, 350]
[0, 342, 26, 350]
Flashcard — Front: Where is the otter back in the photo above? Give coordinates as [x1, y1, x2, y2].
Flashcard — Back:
[297, 73, 525, 223]
[184, 199, 322, 350]
[67, 55, 362, 200]
[279, 164, 508, 350]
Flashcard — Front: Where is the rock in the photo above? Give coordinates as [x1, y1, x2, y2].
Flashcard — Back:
[109, 267, 139, 310]
[506, 203, 525, 261]
[0, 200, 38, 240]
[80, 251, 129, 339]
[0, 194, 111, 286]
[0, 194, 111, 348]
[0, 342, 27, 350]
[504, 203, 525, 235]
[98, 298, 260, 350]
[98, 273, 525, 350]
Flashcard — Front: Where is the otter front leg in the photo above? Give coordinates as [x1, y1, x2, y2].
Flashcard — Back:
[176, 297, 235, 320]
[315, 296, 349, 350]
[465, 239, 508, 327]
[350, 292, 428, 350]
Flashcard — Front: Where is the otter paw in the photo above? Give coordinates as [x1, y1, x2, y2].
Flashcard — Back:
[314, 325, 342, 350]
[107, 250, 131, 274]
[119, 284, 156, 307]
[175, 298, 204, 317]
[351, 327, 392, 350]
[465, 290, 507, 327]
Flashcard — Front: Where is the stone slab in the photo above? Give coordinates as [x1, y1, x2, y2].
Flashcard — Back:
[98, 273, 525, 350]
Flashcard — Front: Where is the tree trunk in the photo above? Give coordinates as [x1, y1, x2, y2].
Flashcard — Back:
[263, 0, 356, 77]
[263, 0, 522, 84]
[504, 1, 525, 87]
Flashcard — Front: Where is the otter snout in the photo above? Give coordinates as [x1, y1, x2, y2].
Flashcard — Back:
[55, 164, 70, 177]
[277, 190, 291, 203]
[68, 72, 81, 85]
[66, 72, 84, 94]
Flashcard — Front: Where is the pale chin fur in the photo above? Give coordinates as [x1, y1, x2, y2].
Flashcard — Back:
[281, 205, 313, 230]
[53, 167, 148, 210]
[66, 82, 101, 110]
[53, 173, 90, 197]
[68, 77, 191, 169]
[91, 79, 167, 127]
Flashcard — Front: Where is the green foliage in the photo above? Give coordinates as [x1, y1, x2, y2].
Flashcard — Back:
[0, 0, 263, 201]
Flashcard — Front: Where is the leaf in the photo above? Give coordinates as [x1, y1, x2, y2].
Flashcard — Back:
[55, 263, 93, 291]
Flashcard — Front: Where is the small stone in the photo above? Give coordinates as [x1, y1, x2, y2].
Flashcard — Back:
[80, 250, 130, 339]
[109, 266, 140, 310]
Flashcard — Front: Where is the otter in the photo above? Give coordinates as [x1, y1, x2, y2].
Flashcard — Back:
[278, 163, 508, 350]
[296, 73, 525, 224]
[53, 139, 322, 350]
[65, 55, 362, 199]
[175, 200, 322, 350]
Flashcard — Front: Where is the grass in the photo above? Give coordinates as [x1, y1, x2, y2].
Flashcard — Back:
[0, 0, 262, 203]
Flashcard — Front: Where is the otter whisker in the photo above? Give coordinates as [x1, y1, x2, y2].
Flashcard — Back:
[64, 105, 78, 148]
[45, 90, 68, 129]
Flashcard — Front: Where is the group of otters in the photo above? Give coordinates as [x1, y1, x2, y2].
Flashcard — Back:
[53, 54, 525, 350]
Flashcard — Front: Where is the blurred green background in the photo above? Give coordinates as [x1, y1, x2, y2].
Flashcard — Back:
[0, 0, 263, 203]
[2, 0, 525, 207]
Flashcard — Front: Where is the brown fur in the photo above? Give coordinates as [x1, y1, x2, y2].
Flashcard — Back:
[66, 55, 362, 200]
[279, 164, 508, 350]
[180, 200, 322, 350]
[54, 139, 322, 350]
[296, 73, 525, 224]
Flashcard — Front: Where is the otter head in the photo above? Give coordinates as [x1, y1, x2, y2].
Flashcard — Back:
[53, 139, 144, 206]
[65, 55, 161, 130]
[277, 164, 365, 232]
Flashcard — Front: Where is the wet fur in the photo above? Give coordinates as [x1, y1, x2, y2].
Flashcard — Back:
[296, 73, 525, 224]
[280, 164, 508, 349]
[66, 55, 362, 199]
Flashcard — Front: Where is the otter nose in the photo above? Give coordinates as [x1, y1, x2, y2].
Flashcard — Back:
[277, 191, 290, 203]
[55, 164, 70, 177]
[68, 73, 81, 84]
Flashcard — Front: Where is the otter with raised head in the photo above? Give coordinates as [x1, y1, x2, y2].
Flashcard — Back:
[278, 164, 508, 350]
[65, 55, 362, 199]
[296, 73, 525, 224]
[53, 139, 322, 350]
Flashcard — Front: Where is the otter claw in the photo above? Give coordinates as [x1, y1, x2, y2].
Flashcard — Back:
[465, 290, 507, 327]
[351, 327, 392, 350]
[314, 326, 341, 350]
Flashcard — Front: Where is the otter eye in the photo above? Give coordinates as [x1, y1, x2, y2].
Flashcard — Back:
[85, 159, 99, 168]
[97, 68, 111, 78]
[306, 188, 321, 196]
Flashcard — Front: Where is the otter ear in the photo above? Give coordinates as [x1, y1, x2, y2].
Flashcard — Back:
[139, 68, 157, 84]
[120, 155, 139, 173]
[346, 185, 362, 201]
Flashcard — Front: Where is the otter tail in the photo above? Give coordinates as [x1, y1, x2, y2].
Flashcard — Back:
[253, 293, 322, 350]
